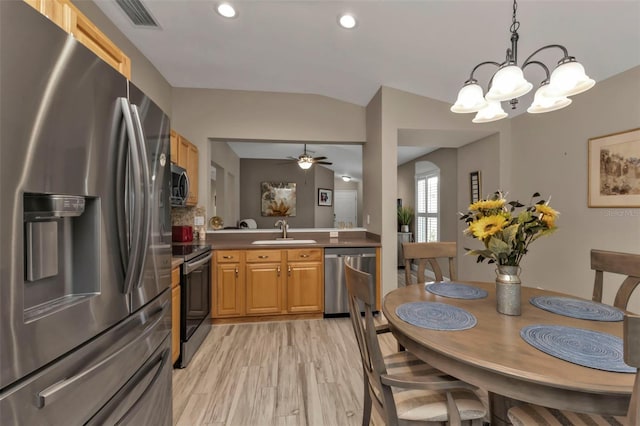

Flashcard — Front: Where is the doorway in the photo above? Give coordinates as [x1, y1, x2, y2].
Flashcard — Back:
[334, 190, 358, 228]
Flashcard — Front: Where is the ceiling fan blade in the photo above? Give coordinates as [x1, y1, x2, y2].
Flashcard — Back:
[312, 156, 327, 161]
[316, 161, 332, 165]
[286, 156, 299, 161]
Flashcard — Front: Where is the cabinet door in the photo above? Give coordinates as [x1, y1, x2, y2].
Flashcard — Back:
[214, 263, 244, 317]
[186, 143, 198, 206]
[245, 262, 283, 315]
[177, 137, 189, 169]
[170, 130, 178, 164]
[287, 261, 323, 313]
[25, 0, 73, 32]
[171, 284, 180, 365]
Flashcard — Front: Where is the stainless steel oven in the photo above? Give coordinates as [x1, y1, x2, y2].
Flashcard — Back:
[172, 244, 212, 368]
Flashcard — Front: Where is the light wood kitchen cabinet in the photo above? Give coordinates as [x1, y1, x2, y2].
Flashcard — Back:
[24, 0, 131, 79]
[286, 249, 323, 313]
[245, 250, 283, 315]
[214, 251, 244, 317]
[186, 143, 199, 206]
[172, 130, 199, 206]
[212, 248, 324, 321]
[171, 267, 181, 365]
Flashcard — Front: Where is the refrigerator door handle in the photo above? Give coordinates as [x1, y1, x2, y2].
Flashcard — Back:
[115, 106, 130, 273]
[118, 98, 145, 296]
[97, 348, 169, 425]
[35, 300, 168, 409]
[129, 104, 152, 289]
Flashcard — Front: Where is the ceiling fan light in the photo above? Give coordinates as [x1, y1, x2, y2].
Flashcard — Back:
[451, 82, 488, 113]
[485, 64, 533, 102]
[547, 60, 595, 97]
[527, 84, 572, 113]
[342, 175, 351, 182]
[472, 101, 508, 123]
[298, 159, 313, 170]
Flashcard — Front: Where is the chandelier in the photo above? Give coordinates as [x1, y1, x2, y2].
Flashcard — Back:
[451, 0, 595, 123]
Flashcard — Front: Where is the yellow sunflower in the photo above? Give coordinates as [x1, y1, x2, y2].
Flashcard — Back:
[468, 215, 508, 240]
[535, 204, 559, 228]
[468, 198, 506, 212]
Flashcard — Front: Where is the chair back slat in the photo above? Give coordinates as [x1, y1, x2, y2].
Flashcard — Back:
[402, 242, 457, 283]
[591, 249, 640, 309]
[344, 258, 398, 422]
[624, 314, 640, 424]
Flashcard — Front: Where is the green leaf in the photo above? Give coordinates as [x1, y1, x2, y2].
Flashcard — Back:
[488, 237, 510, 255]
[502, 224, 520, 245]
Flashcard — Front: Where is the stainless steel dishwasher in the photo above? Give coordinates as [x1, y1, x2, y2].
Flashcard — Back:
[324, 247, 377, 316]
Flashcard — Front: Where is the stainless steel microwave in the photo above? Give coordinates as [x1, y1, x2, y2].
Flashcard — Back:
[171, 164, 189, 206]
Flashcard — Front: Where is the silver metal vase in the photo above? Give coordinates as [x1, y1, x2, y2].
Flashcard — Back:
[495, 265, 521, 315]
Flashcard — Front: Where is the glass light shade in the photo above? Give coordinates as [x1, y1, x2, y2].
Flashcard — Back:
[298, 159, 313, 170]
[527, 85, 572, 114]
[472, 101, 508, 123]
[485, 65, 533, 102]
[450, 83, 487, 113]
[342, 176, 351, 182]
[547, 61, 595, 97]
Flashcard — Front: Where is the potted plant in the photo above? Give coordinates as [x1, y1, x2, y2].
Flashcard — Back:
[397, 206, 414, 233]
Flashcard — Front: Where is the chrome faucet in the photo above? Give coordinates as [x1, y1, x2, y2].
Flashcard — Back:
[275, 219, 289, 239]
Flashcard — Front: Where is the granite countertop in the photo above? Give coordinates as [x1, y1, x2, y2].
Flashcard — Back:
[205, 230, 381, 250]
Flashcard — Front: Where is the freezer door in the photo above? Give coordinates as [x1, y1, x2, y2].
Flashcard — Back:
[0, 1, 131, 389]
[128, 83, 172, 312]
[0, 290, 171, 425]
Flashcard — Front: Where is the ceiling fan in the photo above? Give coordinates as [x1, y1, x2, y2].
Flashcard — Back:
[287, 144, 333, 170]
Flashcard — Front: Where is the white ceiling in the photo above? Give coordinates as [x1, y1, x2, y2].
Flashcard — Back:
[95, 0, 640, 179]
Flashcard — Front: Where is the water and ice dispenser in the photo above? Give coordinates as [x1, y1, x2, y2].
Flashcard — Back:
[23, 193, 99, 321]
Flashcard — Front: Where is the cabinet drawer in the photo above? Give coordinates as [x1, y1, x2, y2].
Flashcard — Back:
[171, 267, 180, 288]
[287, 249, 322, 262]
[216, 250, 242, 263]
[246, 249, 282, 263]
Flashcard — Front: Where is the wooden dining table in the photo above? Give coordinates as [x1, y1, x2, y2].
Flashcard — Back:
[382, 282, 635, 426]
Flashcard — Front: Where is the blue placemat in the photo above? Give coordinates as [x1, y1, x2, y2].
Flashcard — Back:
[425, 282, 488, 300]
[520, 325, 634, 373]
[530, 296, 623, 322]
[396, 301, 477, 331]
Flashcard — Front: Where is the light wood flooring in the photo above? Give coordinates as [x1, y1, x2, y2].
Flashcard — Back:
[172, 316, 396, 426]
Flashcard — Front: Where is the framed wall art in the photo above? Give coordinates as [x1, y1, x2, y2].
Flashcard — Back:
[261, 182, 296, 216]
[470, 171, 482, 204]
[588, 128, 640, 207]
[318, 188, 333, 206]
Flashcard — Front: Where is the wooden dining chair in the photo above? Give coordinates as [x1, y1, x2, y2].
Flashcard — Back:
[591, 249, 640, 310]
[507, 312, 640, 425]
[402, 242, 457, 285]
[344, 257, 487, 426]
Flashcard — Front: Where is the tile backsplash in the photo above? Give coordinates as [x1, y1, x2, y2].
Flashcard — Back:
[171, 206, 196, 226]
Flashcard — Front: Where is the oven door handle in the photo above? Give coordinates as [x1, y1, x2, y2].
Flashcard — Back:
[184, 253, 212, 274]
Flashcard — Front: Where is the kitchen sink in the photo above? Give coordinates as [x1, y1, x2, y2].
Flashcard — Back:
[251, 239, 317, 245]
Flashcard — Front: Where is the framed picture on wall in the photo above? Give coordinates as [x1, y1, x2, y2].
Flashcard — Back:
[470, 171, 482, 204]
[588, 128, 640, 207]
[318, 188, 333, 206]
[261, 182, 297, 216]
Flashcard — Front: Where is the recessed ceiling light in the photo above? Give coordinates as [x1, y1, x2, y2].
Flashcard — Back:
[216, 3, 237, 18]
[342, 176, 352, 182]
[338, 14, 357, 29]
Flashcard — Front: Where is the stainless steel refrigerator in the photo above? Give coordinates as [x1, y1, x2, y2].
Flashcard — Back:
[0, 2, 173, 424]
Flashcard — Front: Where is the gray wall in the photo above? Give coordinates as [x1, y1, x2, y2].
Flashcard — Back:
[239, 159, 334, 229]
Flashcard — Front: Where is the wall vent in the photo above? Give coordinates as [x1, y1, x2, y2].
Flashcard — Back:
[116, 0, 159, 27]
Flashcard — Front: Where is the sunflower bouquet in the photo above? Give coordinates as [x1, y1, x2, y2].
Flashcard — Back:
[460, 191, 558, 266]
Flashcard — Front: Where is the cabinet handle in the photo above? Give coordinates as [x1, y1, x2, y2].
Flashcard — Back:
[288, 265, 291, 276]
[223, 255, 233, 259]
[258, 255, 269, 259]
[277, 265, 281, 277]
[235, 266, 238, 277]
[300, 254, 310, 258]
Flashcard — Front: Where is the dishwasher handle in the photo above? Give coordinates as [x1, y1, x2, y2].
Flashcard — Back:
[324, 253, 376, 259]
